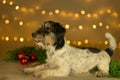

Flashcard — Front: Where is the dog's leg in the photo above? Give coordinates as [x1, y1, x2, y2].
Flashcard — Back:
[33, 64, 70, 78]
[24, 64, 48, 73]
[95, 63, 109, 77]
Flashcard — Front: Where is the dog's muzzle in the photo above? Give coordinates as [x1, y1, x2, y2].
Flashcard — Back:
[32, 32, 46, 45]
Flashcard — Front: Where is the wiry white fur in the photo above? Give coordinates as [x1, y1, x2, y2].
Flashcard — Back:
[105, 32, 117, 51]
[24, 32, 116, 78]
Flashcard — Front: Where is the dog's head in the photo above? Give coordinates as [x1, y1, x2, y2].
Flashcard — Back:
[32, 21, 66, 50]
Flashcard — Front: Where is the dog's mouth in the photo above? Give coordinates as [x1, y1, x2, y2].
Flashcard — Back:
[34, 39, 41, 42]
[33, 38, 45, 43]
[34, 39, 43, 42]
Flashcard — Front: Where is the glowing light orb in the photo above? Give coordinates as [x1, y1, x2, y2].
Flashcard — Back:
[19, 21, 24, 26]
[92, 24, 97, 29]
[65, 24, 70, 29]
[77, 41, 82, 46]
[67, 40, 71, 44]
[20, 37, 24, 42]
[15, 6, 20, 10]
[41, 10, 46, 15]
[5, 37, 9, 41]
[5, 19, 10, 24]
[55, 9, 60, 14]
[78, 25, 83, 30]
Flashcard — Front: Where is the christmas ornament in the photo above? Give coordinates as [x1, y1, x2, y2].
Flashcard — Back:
[17, 52, 26, 60]
[29, 54, 37, 61]
[20, 56, 29, 65]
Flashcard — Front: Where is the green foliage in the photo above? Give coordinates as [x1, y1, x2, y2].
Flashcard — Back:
[5, 46, 47, 64]
[109, 61, 120, 78]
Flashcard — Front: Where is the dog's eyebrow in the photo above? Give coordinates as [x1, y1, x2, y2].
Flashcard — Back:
[38, 25, 45, 30]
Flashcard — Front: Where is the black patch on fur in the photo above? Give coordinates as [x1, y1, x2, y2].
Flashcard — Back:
[105, 48, 113, 57]
[52, 22, 66, 50]
[89, 66, 99, 74]
[32, 26, 50, 38]
[54, 37, 65, 50]
[80, 47, 101, 53]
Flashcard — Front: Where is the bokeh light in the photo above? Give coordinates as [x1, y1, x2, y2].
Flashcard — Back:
[77, 41, 82, 46]
[78, 25, 83, 30]
[104, 40, 108, 45]
[92, 24, 97, 29]
[81, 10, 86, 15]
[41, 10, 46, 15]
[84, 39, 88, 44]
[13, 37, 18, 41]
[65, 24, 70, 29]
[2, 0, 6, 4]
[55, 9, 60, 14]
[9, 1, 13, 6]
[5, 37, 9, 41]
[67, 40, 71, 44]
[20, 37, 24, 42]
[15, 6, 20, 10]
[5, 19, 10, 24]
[19, 21, 24, 26]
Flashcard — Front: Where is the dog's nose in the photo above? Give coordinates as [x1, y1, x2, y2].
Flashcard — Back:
[32, 33, 37, 37]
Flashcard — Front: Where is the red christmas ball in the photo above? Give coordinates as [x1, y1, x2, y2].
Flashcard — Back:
[29, 54, 36, 61]
[20, 57, 29, 65]
[17, 52, 26, 60]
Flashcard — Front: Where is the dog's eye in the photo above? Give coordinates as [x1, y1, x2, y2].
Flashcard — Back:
[37, 29, 42, 34]
[46, 27, 50, 30]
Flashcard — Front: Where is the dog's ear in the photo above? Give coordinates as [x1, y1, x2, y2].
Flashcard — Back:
[53, 23, 66, 37]
[52, 22, 66, 50]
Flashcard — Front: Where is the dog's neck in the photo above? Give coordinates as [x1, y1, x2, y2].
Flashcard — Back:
[45, 45, 55, 57]
[46, 42, 70, 59]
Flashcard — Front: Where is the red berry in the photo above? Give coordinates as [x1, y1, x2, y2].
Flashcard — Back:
[17, 52, 25, 60]
[20, 56, 29, 65]
[29, 54, 36, 61]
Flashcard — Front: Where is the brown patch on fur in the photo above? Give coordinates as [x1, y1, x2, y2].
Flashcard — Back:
[45, 33, 56, 46]
[33, 35, 44, 41]
[36, 35, 44, 39]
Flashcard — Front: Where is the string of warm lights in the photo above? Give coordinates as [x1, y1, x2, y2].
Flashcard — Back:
[0, 0, 120, 47]
[1, 0, 120, 23]
[1, 0, 120, 27]
[1, 35, 120, 48]
[1, 0, 24, 26]
[66, 40, 108, 46]
[0, 36, 25, 42]
[0, 36, 104, 45]
[64, 22, 111, 30]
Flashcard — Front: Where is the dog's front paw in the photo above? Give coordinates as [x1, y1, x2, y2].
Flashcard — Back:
[23, 67, 34, 74]
[33, 71, 47, 78]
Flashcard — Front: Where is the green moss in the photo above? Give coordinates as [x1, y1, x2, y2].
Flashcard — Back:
[109, 61, 120, 78]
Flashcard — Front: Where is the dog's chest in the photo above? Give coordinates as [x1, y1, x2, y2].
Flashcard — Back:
[46, 55, 62, 69]
[46, 50, 65, 66]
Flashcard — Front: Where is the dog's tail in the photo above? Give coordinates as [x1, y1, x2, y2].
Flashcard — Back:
[105, 32, 117, 57]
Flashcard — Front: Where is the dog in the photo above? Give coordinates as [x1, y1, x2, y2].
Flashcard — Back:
[24, 21, 117, 78]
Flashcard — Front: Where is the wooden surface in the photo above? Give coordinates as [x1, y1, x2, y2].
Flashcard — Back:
[0, 61, 119, 80]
